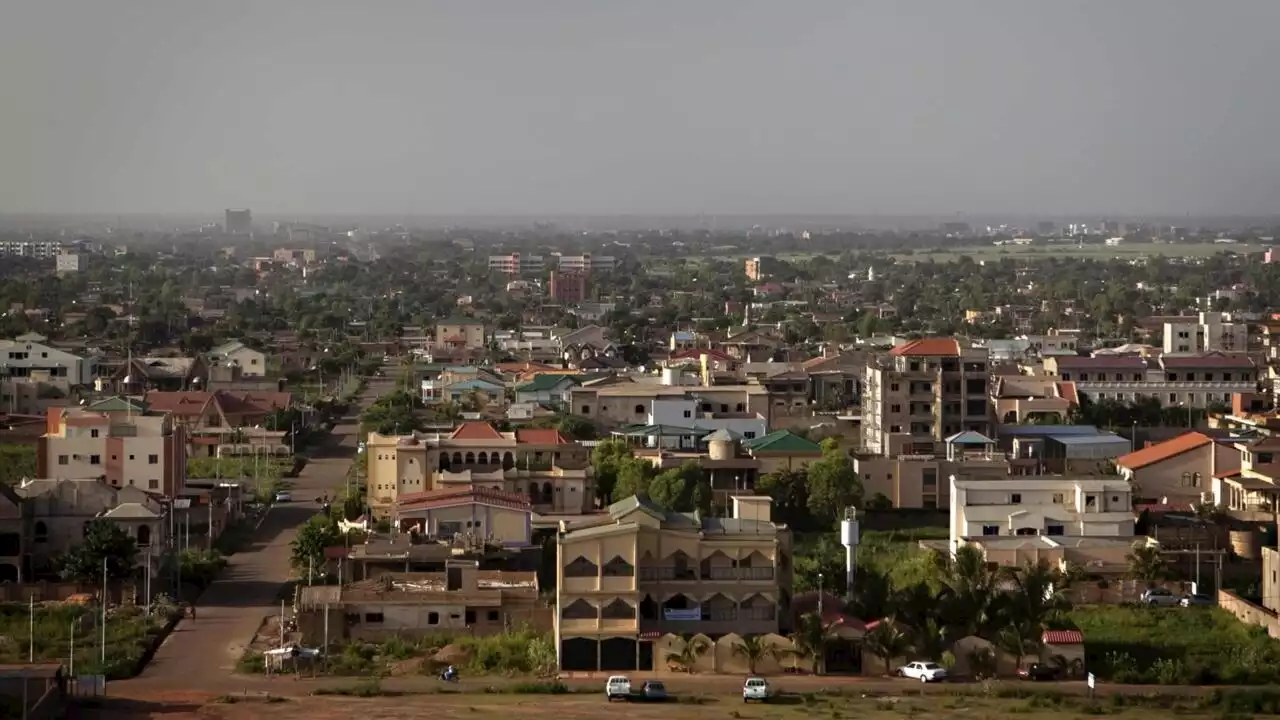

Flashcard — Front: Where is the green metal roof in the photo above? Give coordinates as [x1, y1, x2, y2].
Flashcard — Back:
[742, 430, 822, 454]
[515, 374, 581, 393]
[87, 396, 149, 413]
[611, 424, 711, 438]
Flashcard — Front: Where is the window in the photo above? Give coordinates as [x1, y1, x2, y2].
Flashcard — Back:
[487, 610, 500, 622]
[364, 612, 384, 623]
[148, 479, 159, 490]
[465, 610, 476, 624]
[982, 525, 1000, 536]
[428, 612, 440, 625]
[1079, 373, 1089, 381]
[90, 429, 99, 438]
[1046, 525, 1065, 536]
[890, 404, 902, 413]
[743, 431, 756, 439]
[890, 383, 899, 392]
[1010, 493, 1022, 504]
[581, 405, 590, 414]
[1052, 493, 1064, 504]
[1224, 373, 1233, 381]
[683, 410, 691, 418]
[634, 404, 645, 415]
[89, 455, 100, 465]
[57, 455, 68, 466]
[1061, 373, 1071, 381]
[148, 454, 158, 464]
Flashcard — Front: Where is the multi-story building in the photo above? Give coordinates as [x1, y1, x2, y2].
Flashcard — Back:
[861, 338, 993, 456]
[36, 403, 187, 497]
[364, 422, 593, 517]
[1162, 313, 1247, 354]
[0, 239, 62, 259]
[568, 384, 773, 430]
[556, 494, 791, 672]
[855, 431, 1010, 510]
[744, 257, 765, 281]
[548, 270, 587, 304]
[54, 252, 86, 273]
[15, 478, 167, 573]
[224, 208, 252, 235]
[949, 474, 1134, 551]
[991, 376, 1078, 424]
[488, 253, 545, 275]
[555, 253, 616, 273]
[0, 334, 97, 386]
[435, 317, 486, 350]
[1043, 352, 1256, 408]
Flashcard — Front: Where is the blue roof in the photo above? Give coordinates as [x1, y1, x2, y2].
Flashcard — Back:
[1051, 433, 1130, 446]
[998, 424, 1102, 437]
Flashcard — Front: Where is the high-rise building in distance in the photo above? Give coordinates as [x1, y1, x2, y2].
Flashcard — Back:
[224, 209, 253, 235]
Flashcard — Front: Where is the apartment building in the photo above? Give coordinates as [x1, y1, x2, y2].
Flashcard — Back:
[0, 334, 97, 386]
[488, 253, 544, 275]
[54, 252, 86, 273]
[555, 253, 616, 273]
[855, 431, 1010, 509]
[949, 474, 1134, 551]
[556, 495, 791, 672]
[744, 257, 765, 281]
[364, 422, 593, 518]
[861, 338, 993, 456]
[548, 270, 587, 304]
[296, 565, 544, 642]
[1162, 313, 1247, 354]
[0, 239, 62, 259]
[1043, 352, 1256, 407]
[36, 404, 187, 497]
[435, 317, 486, 350]
[568, 384, 773, 429]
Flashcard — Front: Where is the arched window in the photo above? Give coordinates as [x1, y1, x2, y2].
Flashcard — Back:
[464, 452, 475, 465]
[1181, 472, 1193, 488]
[634, 404, 645, 415]
[451, 452, 463, 466]
[1191, 472, 1203, 488]
[137, 525, 152, 546]
[477, 451, 489, 465]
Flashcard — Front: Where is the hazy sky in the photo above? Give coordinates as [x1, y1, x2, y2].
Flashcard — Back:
[3, 1, 1279, 217]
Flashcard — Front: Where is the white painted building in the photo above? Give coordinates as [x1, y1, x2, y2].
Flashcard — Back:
[0, 239, 62, 259]
[949, 475, 1134, 553]
[555, 253, 616, 273]
[648, 398, 767, 442]
[55, 252, 86, 273]
[1162, 312, 1247, 354]
[0, 334, 97, 385]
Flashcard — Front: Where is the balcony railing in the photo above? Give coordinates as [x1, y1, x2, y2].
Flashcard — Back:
[1074, 380, 1254, 389]
[639, 566, 775, 582]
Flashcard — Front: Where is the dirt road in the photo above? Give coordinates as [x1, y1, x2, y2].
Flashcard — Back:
[118, 380, 392, 692]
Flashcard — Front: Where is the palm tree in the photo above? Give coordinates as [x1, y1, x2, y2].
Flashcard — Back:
[995, 622, 1037, 672]
[999, 559, 1071, 635]
[864, 618, 912, 676]
[911, 617, 949, 662]
[934, 545, 1000, 637]
[789, 612, 836, 675]
[732, 635, 776, 674]
[664, 636, 711, 673]
[1125, 540, 1170, 589]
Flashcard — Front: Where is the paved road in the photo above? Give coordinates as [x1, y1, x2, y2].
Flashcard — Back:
[120, 380, 391, 692]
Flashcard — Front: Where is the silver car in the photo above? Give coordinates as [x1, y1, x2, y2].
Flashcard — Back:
[1140, 588, 1180, 606]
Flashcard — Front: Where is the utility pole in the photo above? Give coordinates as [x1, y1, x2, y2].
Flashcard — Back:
[100, 557, 107, 665]
[28, 595, 34, 662]
[279, 599, 286, 648]
[68, 620, 74, 676]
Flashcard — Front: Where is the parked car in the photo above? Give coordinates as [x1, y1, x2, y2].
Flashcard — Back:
[1180, 593, 1213, 607]
[274, 491, 292, 503]
[898, 661, 948, 683]
[637, 681, 668, 702]
[1017, 663, 1061, 681]
[605, 675, 631, 701]
[1140, 588, 1180, 606]
[743, 677, 773, 702]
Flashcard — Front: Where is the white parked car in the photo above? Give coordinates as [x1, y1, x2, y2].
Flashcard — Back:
[274, 491, 292, 503]
[898, 661, 947, 683]
[605, 675, 631, 701]
[1140, 588, 1180, 607]
[743, 677, 772, 702]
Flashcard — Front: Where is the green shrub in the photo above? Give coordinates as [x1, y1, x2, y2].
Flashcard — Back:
[236, 651, 266, 674]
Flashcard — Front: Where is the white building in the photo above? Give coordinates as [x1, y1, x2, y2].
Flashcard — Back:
[949, 474, 1134, 553]
[1046, 353, 1257, 408]
[0, 239, 62, 259]
[647, 398, 767, 444]
[1162, 312, 1247, 354]
[55, 252, 86, 273]
[488, 253, 544, 275]
[555, 253, 616, 273]
[0, 334, 97, 385]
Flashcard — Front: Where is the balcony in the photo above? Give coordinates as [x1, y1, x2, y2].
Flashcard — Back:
[638, 566, 775, 582]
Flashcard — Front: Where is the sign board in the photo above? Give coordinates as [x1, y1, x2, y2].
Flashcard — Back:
[663, 608, 702, 622]
[1087, 672, 1095, 689]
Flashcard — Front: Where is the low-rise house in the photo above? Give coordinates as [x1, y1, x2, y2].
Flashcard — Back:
[435, 317, 486, 350]
[15, 478, 165, 574]
[142, 390, 292, 458]
[1116, 431, 1241, 505]
[949, 474, 1135, 552]
[208, 341, 268, 377]
[113, 356, 209, 393]
[395, 487, 534, 548]
[296, 565, 544, 642]
[992, 376, 1079, 424]
[0, 333, 97, 386]
[513, 374, 581, 409]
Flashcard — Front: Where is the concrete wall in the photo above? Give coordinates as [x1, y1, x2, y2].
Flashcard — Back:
[1219, 590, 1280, 639]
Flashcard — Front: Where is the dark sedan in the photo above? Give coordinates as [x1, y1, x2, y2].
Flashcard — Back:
[1017, 663, 1061, 681]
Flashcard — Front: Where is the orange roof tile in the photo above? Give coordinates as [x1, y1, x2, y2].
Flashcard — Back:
[888, 338, 961, 357]
[448, 421, 505, 441]
[515, 428, 572, 445]
[1115, 431, 1212, 470]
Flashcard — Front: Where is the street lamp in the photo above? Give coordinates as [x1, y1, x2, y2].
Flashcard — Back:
[818, 572, 825, 619]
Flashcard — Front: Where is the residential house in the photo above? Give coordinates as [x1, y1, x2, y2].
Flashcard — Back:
[717, 329, 782, 362]
[992, 376, 1079, 424]
[395, 487, 534, 548]
[1162, 313, 1247, 354]
[802, 351, 865, 410]
[949, 474, 1134, 550]
[113, 356, 209, 393]
[855, 431, 1010, 509]
[554, 325, 617, 365]
[0, 334, 97, 385]
[420, 366, 505, 407]
[15, 479, 165, 573]
[37, 403, 187, 497]
[142, 390, 292, 457]
[569, 383, 772, 430]
[1215, 435, 1280, 516]
[513, 374, 581, 408]
[296, 565, 544, 642]
[364, 423, 593, 518]
[208, 341, 268, 377]
[0, 485, 26, 582]
[556, 495, 792, 672]
[435, 317, 486, 351]
[1115, 431, 1241, 506]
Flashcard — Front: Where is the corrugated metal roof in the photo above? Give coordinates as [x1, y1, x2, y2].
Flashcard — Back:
[1042, 629, 1084, 645]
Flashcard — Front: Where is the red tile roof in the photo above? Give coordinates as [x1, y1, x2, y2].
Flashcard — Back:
[514, 428, 572, 445]
[1160, 352, 1255, 369]
[1056, 381, 1080, 405]
[1214, 469, 1242, 479]
[1042, 629, 1083, 645]
[397, 487, 532, 513]
[1134, 503, 1195, 514]
[1115, 431, 1211, 470]
[448, 421, 505, 441]
[1054, 356, 1148, 369]
[144, 390, 291, 418]
[888, 338, 961, 357]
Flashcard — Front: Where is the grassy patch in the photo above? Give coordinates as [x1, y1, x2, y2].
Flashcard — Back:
[1066, 605, 1280, 684]
[0, 601, 179, 679]
[322, 628, 555, 677]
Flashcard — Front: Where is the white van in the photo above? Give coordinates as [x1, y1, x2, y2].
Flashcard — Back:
[605, 675, 632, 701]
